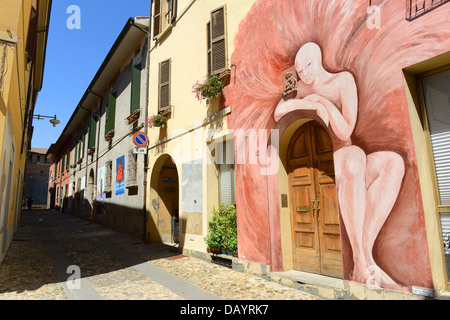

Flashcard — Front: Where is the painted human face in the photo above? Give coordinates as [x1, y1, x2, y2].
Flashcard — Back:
[295, 43, 322, 85]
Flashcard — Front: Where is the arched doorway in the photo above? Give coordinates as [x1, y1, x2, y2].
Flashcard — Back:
[287, 120, 343, 278]
[87, 169, 95, 218]
[148, 155, 179, 243]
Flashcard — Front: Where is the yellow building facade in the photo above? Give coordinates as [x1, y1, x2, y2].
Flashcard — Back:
[145, 0, 258, 254]
[0, 0, 51, 262]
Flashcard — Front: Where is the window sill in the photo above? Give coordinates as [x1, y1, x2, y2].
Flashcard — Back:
[153, 23, 173, 43]
[88, 147, 95, 156]
[126, 109, 141, 124]
[105, 130, 115, 142]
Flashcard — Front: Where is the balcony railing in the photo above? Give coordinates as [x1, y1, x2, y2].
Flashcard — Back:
[406, 0, 450, 21]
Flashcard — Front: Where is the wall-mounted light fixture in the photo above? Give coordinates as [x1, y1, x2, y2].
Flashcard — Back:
[33, 114, 60, 127]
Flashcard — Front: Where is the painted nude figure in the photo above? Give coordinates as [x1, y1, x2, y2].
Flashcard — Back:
[274, 42, 405, 289]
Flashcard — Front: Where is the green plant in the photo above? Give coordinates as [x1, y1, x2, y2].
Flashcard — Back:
[203, 204, 238, 253]
[146, 112, 167, 128]
[192, 72, 224, 100]
[221, 204, 238, 253]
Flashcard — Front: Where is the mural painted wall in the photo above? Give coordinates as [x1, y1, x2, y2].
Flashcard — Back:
[225, 0, 450, 292]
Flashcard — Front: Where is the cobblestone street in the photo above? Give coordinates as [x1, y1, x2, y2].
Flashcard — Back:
[0, 210, 322, 301]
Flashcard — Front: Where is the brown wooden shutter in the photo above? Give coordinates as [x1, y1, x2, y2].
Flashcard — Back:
[170, 0, 177, 23]
[159, 59, 170, 111]
[153, 0, 161, 37]
[210, 7, 227, 74]
[207, 22, 212, 75]
[26, 7, 39, 63]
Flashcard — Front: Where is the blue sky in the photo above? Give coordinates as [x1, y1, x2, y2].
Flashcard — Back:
[32, 0, 150, 149]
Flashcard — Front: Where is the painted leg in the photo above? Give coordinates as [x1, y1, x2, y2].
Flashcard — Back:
[334, 146, 369, 283]
[363, 151, 406, 290]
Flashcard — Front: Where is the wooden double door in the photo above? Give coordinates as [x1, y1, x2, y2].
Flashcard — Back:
[287, 121, 343, 278]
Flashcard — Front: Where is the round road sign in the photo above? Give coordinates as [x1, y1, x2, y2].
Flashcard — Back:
[133, 132, 149, 147]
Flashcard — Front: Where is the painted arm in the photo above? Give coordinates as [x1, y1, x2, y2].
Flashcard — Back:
[303, 74, 357, 141]
[274, 97, 329, 125]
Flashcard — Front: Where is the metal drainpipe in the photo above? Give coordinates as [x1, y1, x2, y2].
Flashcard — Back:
[143, 13, 151, 243]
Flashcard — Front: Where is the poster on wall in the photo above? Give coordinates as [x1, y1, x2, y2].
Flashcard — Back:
[81, 176, 86, 190]
[116, 155, 125, 195]
[97, 167, 105, 202]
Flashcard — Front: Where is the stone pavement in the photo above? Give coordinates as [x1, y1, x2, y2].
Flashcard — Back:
[0, 210, 322, 301]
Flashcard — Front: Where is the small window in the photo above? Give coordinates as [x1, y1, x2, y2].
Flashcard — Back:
[158, 59, 171, 112]
[126, 150, 138, 188]
[217, 139, 236, 206]
[104, 161, 113, 193]
[88, 117, 97, 150]
[130, 64, 141, 114]
[207, 6, 227, 75]
[153, 0, 177, 38]
[105, 93, 116, 140]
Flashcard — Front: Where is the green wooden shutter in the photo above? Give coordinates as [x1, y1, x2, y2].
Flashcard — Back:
[130, 64, 141, 113]
[88, 117, 97, 149]
[105, 93, 116, 135]
[66, 150, 70, 171]
[62, 154, 66, 173]
[81, 134, 85, 157]
[74, 142, 78, 164]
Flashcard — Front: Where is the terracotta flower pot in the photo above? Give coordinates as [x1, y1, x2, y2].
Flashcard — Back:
[209, 247, 221, 254]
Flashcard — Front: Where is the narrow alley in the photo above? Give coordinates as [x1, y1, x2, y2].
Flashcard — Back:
[0, 210, 322, 301]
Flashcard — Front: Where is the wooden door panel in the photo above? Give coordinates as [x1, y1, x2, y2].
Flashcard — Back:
[288, 121, 343, 278]
[292, 185, 314, 226]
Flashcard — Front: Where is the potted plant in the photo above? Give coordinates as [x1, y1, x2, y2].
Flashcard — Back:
[146, 113, 168, 128]
[221, 204, 238, 256]
[203, 207, 224, 254]
[204, 204, 238, 256]
[192, 72, 224, 101]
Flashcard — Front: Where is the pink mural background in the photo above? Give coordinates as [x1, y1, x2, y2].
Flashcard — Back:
[225, 0, 450, 290]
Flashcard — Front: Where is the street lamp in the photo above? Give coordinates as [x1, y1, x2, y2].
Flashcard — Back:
[33, 114, 60, 127]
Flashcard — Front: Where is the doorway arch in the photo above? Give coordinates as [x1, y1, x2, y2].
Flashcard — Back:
[147, 155, 179, 244]
[273, 116, 345, 278]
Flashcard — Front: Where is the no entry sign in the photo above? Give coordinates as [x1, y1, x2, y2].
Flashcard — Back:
[133, 132, 149, 147]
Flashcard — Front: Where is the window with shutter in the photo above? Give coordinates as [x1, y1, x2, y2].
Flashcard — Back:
[208, 6, 227, 74]
[104, 161, 113, 193]
[207, 22, 212, 75]
[62, 154, 66, 174]
[88, 117, 97, 150]
[218, 139, 236, 206]
[74, 142, 78, 166]
[159, 59, 171, 112]
[130, 64, 141, 114]
[26, 7, 38, 62]
[105, 93, 116, 140]
[153, 0, 161, 37]
[421, 68, 450, 280]
[153, 0, 177, 39]
[126, 150, 138, 187]
[66, 150, 70, 171]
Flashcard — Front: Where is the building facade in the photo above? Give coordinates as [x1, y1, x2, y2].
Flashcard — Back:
[46, 17, 149, 239]
[23, 147, 51, 208]
[0, 0, 51, 262]
[145, 0, 450, 299]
